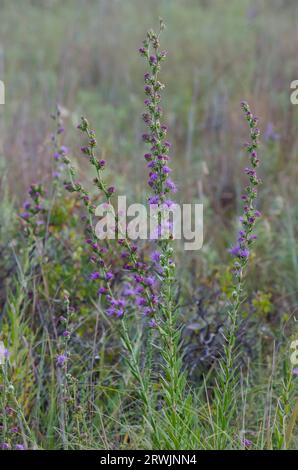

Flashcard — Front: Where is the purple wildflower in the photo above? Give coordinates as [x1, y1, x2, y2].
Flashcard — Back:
[242, 438, 253, 448]
[139, 32, 176, 209]
[123, 285, 135, 296]
[151, 251, 161, 263]
[164, 199, 175, 208]
[15, 444, 25, 450]
[143, 307, 154, 316]
[136, 296, 146, 307]
[229, 245, 240, 256]
[20, 212, 30, 220]
[162, 165, 171, 174]
[56, 354, 67, 367]
[107, 186, 115, 195]
[105, 271, 114, 281]
[60, 145, 68, 155]
[145, 276, 155, 287]
[165, 179, 177, 193]
[148, 195, 159, 205]
[0, 443, 10, 450]
[90, 271, 100, 280]
[239, 248, 250, 258]
[98, 287, 107, 295]
[23, 201, 31, 210]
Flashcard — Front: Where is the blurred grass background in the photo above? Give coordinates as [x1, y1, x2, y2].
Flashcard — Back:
[0, 0, 298, 309]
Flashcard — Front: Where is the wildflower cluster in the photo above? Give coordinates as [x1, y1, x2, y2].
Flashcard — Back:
[139, 23, 179, 316]
[139, 21, 177, 285]
[63, 118, 158, 322]
[139, 21, 177, 209]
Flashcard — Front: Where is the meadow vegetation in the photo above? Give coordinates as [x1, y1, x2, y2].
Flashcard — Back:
[0, 0, 298, 450]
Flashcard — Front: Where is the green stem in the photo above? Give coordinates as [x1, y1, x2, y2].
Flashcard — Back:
[120, 318, 157, 437]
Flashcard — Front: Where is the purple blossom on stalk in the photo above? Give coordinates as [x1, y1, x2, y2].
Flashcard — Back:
[229, 245, 240, 257]
[23, 201, 31, 210]
[143, 307, 154, 316]
[139, 25, 176, 208]
[56, 354, 67, 367]
[148, 195, 159, 205]
[98, 287, 107, 295]
[107, 186, 115, 195]
[107, 304, 125, 318]
[239, 248, 250, 258]
[20, 212, 30, 220]
[139, 29, 186, 436]
[241, 438, 253, 448]
[0, 442, 10, 450]
[165, 178, 177, 193]
[136, 296, 146, 307]
[90, 271, 100, 280]
[148, 319, 158, 328]
[162, 165, 171, 174]
[218, 103, 262, 431]
[59, 145, 68, 155]
[105, 271, 114, 281]
[71, 117, 160, 321]
[145, 276, 155, 287]
[229, 101, 261, 276]
[164, 199, 174, 208]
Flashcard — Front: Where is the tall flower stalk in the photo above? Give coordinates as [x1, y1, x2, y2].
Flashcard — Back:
[63, 119, 158, 437]
[214, 101, 261, 448]
[139, 22, 192, 449]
